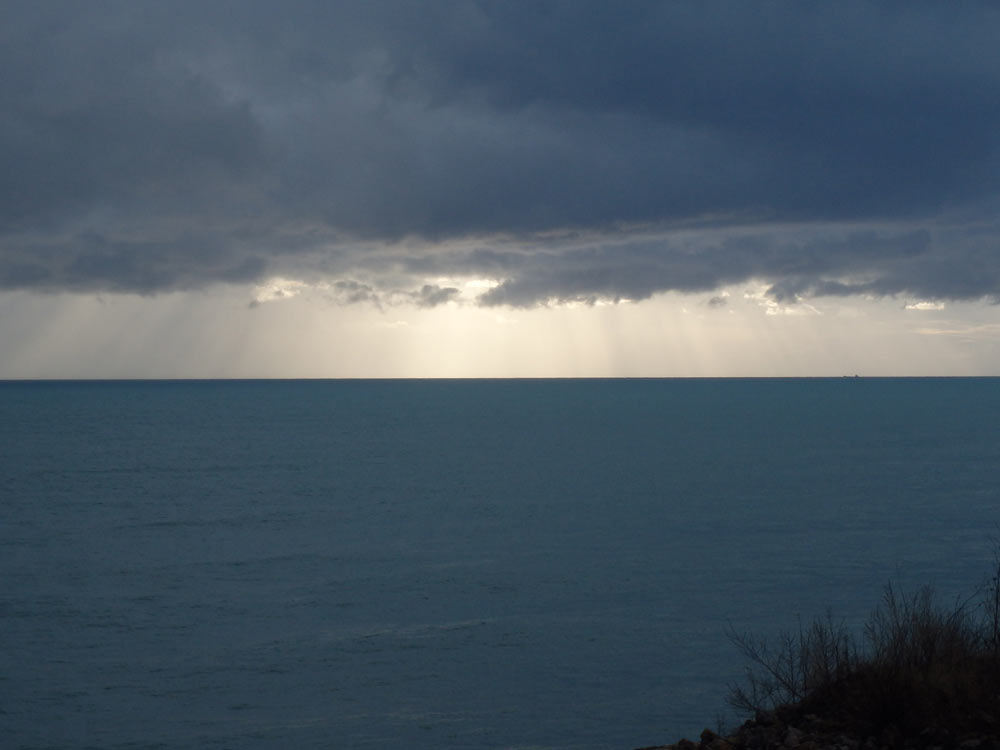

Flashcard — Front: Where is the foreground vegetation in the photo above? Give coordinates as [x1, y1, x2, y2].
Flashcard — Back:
[643, 555, 1000, 750]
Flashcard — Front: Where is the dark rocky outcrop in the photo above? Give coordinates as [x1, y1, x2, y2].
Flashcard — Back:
[640, 702, 1000, 750]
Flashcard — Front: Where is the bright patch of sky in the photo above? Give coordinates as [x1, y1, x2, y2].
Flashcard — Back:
[3, 285, 997, 378]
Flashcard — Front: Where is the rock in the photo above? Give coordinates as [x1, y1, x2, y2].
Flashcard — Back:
[754, 710, 777, 725]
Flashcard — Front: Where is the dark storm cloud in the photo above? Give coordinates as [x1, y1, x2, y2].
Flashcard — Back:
[1, 1, 999, 304]
[471, 226, 941, 307]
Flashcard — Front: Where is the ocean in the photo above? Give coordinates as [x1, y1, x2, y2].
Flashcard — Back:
[2, 378, 998, 749]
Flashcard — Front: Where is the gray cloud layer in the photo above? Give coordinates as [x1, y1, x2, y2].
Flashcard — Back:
[2, 1, 999, 305]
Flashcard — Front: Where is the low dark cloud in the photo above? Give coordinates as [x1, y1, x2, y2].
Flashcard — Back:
[1, 1, 999, 305]
[412, 284, 460, 308]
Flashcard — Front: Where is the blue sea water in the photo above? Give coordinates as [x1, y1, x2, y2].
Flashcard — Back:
[2, 378, 999, 750]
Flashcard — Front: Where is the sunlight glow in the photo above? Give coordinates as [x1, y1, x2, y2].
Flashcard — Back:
[1, 282, 998, 379]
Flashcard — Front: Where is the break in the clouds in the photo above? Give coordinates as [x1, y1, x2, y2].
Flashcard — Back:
[2, 1, 999, 307]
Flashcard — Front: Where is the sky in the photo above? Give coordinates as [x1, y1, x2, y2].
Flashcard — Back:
[3, 1, 1000, 377]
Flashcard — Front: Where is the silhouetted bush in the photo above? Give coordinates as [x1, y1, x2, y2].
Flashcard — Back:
[726, 558, 1000, 740]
